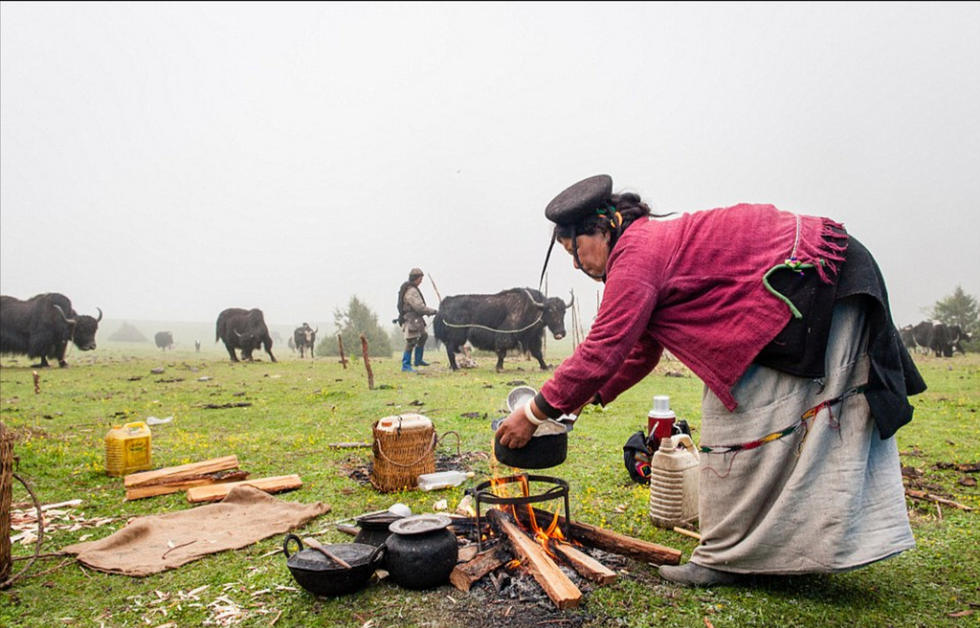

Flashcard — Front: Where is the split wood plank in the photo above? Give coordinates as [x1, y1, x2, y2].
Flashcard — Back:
[125, 470, 250, 500]
[487, 509, 581, 609]
[186, 474, 303, 503]
[552, 541, 617, 585]
[449, 545, 510, 592]
[124, 456, 240, 488]
[516, 507, 682, 565]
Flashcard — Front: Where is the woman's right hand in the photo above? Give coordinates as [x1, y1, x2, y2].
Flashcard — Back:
[495, 406, 538, 449]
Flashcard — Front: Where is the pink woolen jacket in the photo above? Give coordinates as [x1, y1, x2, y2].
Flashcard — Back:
[539, 203, 847, 414]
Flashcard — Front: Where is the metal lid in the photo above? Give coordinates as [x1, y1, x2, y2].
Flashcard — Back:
[287, 542, 376, 572]
[388, 514, 452, 535]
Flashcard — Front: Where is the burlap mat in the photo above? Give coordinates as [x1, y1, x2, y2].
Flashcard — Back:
[61, 485, 331, 576]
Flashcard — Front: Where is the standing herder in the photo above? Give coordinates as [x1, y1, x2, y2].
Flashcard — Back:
[397, 268, 437, 372]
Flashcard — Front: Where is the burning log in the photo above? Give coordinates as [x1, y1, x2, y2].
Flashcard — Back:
[551, 540, 617, 584]
[449, 545, 510, 592]
[515, 506, 681, 565]
[486, 509, 582, 609]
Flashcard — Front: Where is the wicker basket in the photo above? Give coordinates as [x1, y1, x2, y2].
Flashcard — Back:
[370, 414, 436, 493]
[1, 422, 13, 583]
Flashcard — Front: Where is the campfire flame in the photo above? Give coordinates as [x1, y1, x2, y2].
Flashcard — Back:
[485, 465, 568, 559]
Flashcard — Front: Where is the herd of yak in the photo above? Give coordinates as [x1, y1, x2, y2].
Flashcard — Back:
[0, 290, 970, 370]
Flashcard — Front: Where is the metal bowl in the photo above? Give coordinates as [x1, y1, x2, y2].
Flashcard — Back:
[506, 386, 537, 413]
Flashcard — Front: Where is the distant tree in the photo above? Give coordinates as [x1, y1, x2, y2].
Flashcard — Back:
[930, 285, 979, 336]
[107, 322, 148, 342]
[316, 296, 392, 358]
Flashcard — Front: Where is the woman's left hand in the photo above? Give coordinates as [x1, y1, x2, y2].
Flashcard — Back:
[495, 407, 537, 449]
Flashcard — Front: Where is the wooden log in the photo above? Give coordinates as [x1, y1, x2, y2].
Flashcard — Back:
[124, 455, 241, 487]
[337, 334, 348, 368]
[125, 470, 250, 500]
[516, 507, 682, 565]
[906, 489, 973, 511]
[359, 334, 374, 390]
[186, 474, 303, 503]
[449, 545, 510, 592]
[487, 509, 581, 609]
[551, 541, 617, 584]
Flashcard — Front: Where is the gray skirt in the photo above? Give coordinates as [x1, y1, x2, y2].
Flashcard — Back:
[692, 298, 915, 574]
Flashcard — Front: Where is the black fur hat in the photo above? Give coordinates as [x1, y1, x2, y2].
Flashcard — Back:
[544, 174, 613, 225]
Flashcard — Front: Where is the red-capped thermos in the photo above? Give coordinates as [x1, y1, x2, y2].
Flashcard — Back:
[647, 395, 676, 453]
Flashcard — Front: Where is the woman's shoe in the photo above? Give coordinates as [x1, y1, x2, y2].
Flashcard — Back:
[658, 562, 739, 586]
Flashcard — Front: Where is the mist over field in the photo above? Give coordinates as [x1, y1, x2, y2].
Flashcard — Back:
[2, 3, 979, 337]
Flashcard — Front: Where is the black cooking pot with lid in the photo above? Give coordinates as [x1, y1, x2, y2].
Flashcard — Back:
[383, 514, 458, 590]
[353, 511, 404, 547]
[283, 534, 385, 597]
[491, 417, 569, 469]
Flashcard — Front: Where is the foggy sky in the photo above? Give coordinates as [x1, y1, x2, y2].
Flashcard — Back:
[2, 2, 978, 334]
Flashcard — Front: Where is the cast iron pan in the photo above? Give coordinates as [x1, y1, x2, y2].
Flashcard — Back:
[283, 534, 384, 597]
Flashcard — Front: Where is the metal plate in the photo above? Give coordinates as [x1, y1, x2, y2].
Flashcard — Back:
[388, 514, 452, 535]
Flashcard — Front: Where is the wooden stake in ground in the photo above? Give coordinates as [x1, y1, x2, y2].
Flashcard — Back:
[32, 370, 40, 394]
[359, 334, 374, 390]
[487, 509, 581, 609]
[337, 334, 348, 369]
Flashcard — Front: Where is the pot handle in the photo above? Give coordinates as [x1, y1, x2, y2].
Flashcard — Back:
[369, 541, 387, 566]
[283, 533, 304, 559]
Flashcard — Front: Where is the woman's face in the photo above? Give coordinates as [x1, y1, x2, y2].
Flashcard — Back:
[559, 231, 610, 280]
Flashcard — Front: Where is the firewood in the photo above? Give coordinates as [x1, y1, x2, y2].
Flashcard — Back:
[672, 526, 703, 541]
[551, 541, 617, 584]
[124, 456, 240, 488]
[125, 470, 250, 500]
[185, 474, 303, 503]
[449, 545, 510, 592]
[456, 544, 480, 563]
[905, 489, 973, 511]
[487, 509, 581, 609]
[516, 507, 682, 565]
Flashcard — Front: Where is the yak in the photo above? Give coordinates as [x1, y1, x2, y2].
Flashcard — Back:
[0, 293, 102, 367]
[154, 331, 175, 351]
[434, 288, 571, 372]
[293, 323, 318, 359]
[215, 308, 276, 363]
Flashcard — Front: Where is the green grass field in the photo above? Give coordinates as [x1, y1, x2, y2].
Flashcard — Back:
[1, 344, 977, 627]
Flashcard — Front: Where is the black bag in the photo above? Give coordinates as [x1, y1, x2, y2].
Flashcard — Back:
[623, 430, 652, 484]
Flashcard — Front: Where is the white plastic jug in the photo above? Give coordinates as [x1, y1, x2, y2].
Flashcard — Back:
[417, 470, 474, 491]
[649, 433, 700, 528]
